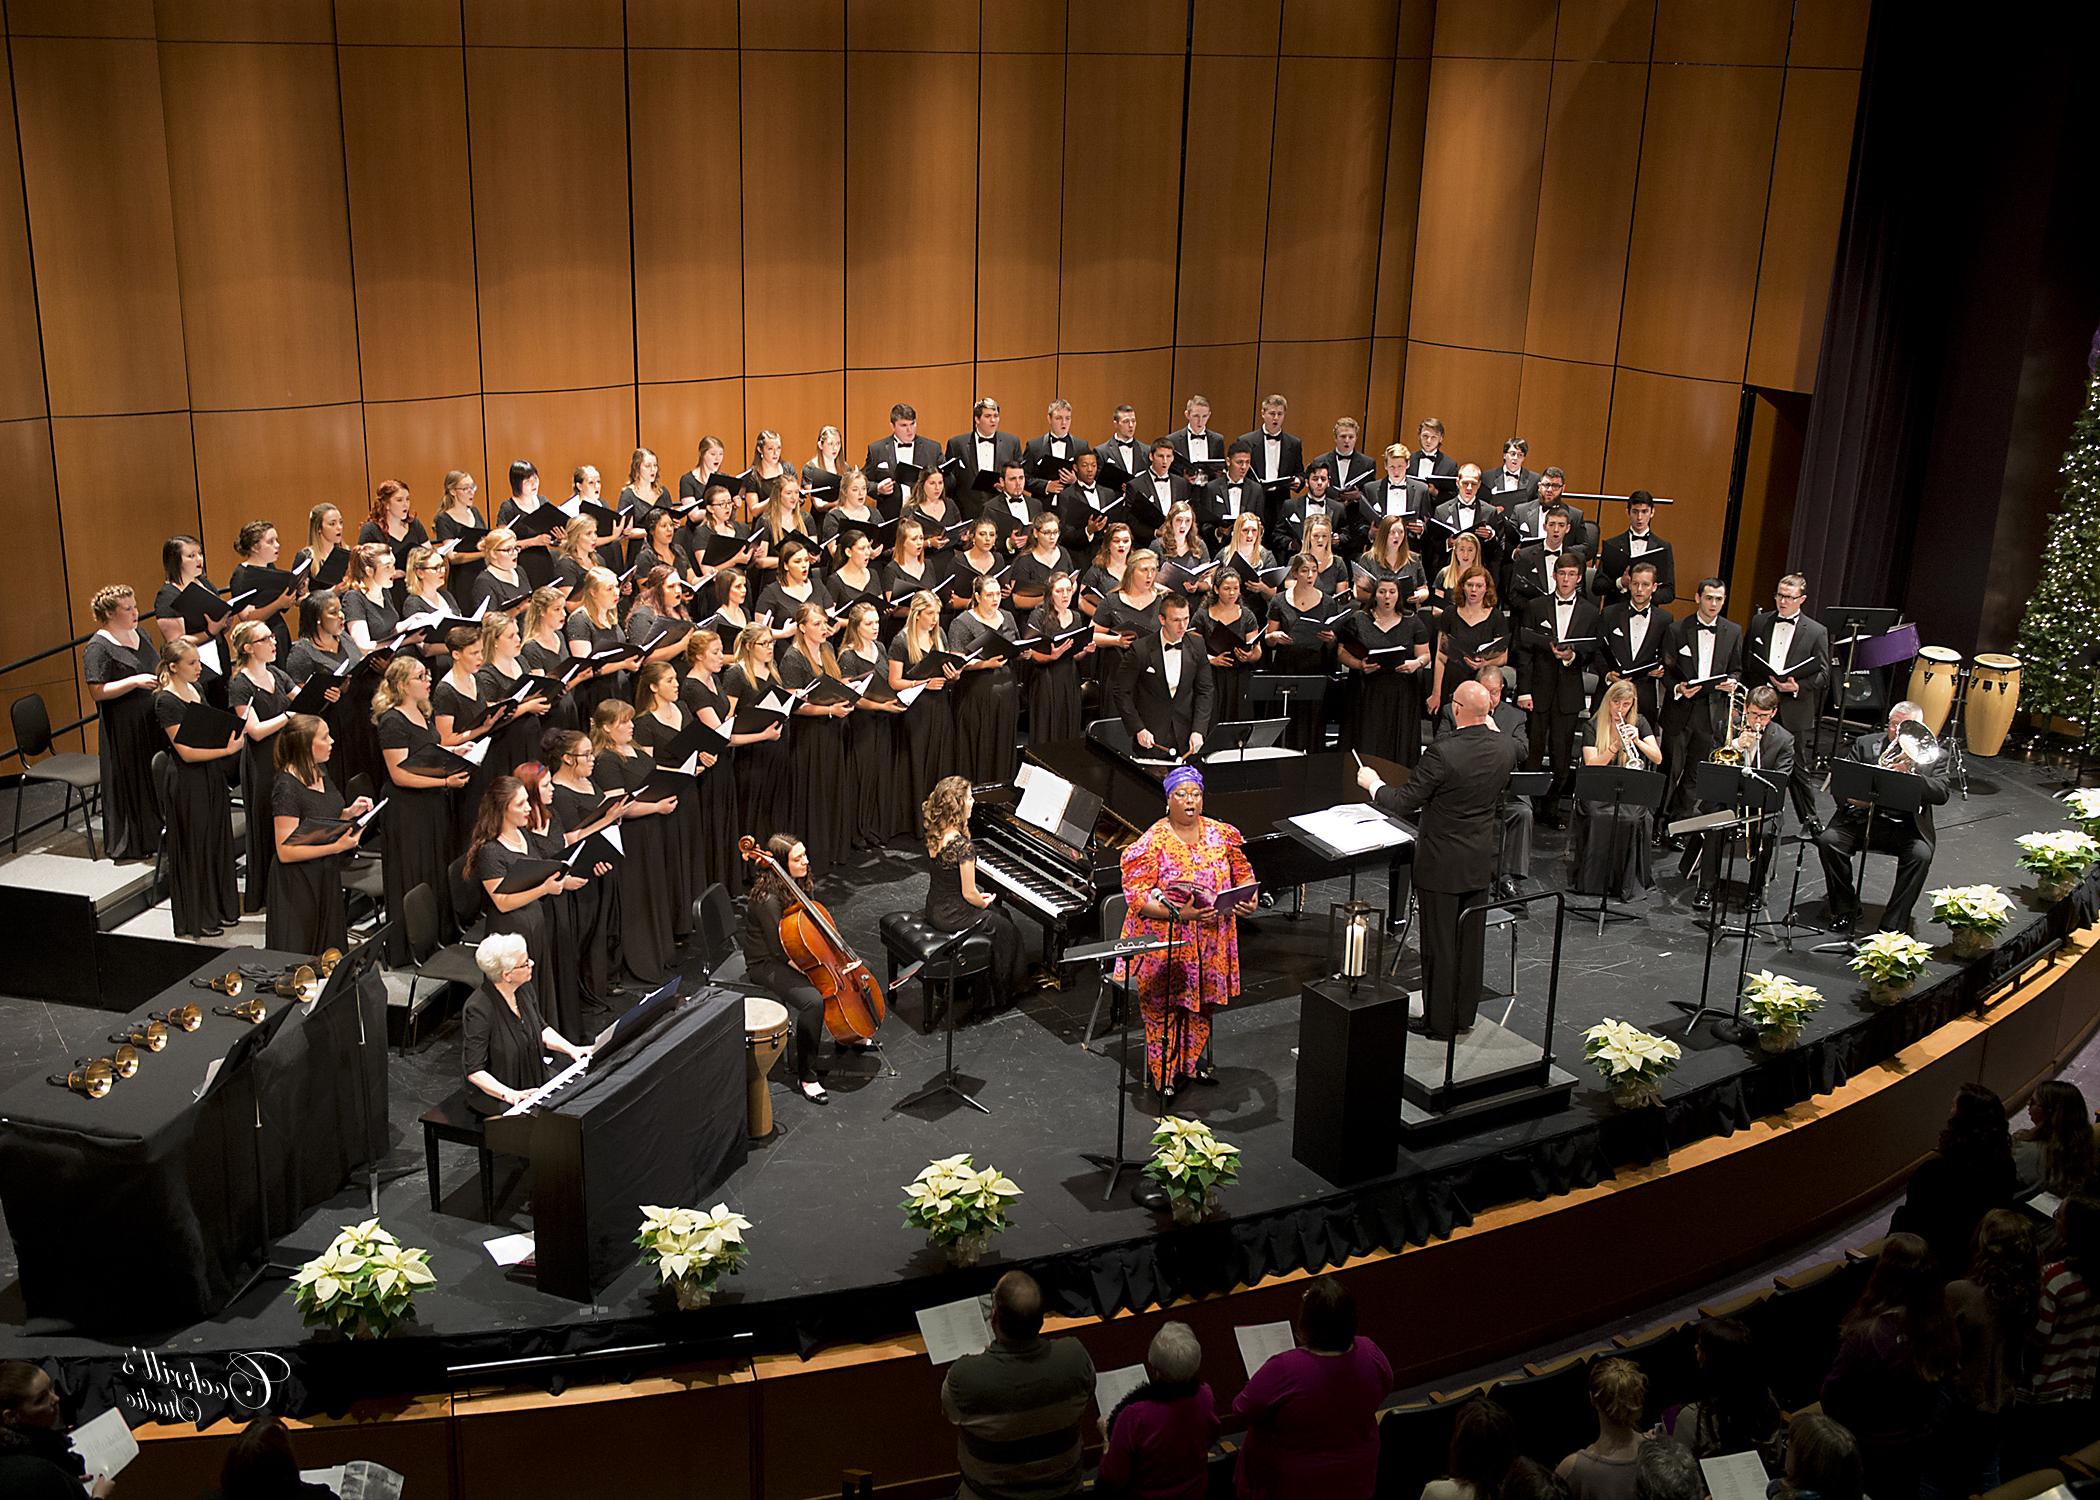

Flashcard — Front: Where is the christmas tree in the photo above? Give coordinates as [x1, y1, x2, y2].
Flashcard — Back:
[2014, 353, 2100, 726]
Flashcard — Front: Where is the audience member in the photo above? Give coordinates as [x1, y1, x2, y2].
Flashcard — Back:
[2013, 1080, 2096, 1197]
[2019, 1192, 2099, 1470]
[941, 1270, 1095, 1500]
[1497, 1457, 1570, 1500]
[212, 1415, 335, 1499]
[1772, 1413, 1864, 1500]
[1661, 1317, 1783, 1466]
[1820, 1231, 1951, 1500]
[1929, 1209, 2038, 1500]
[0, 1361, 105, 1499]
[1097, 1321, 1219, 1500]
[1555, 1359, 1647, 1500]
[1630, 1441, 1701, 1500]
[1421, 1395, 1518, 1500]
[1890, 1082, 2018, 1277]
[1231, 1279, 1392, 1500]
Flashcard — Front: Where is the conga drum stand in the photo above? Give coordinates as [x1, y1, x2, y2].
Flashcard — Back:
[1938, 662, 1973, 800]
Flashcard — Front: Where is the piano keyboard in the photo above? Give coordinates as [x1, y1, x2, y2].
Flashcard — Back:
[502, 1054, 588, 1115]
[973, 846, 1083, 920]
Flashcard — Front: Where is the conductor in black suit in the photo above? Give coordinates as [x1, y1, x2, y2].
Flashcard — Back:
[1816, 702, 1949, 935]
[1114, 593, 1214, 757]
[1358, 680, 1524, 1038]
[865, 402, 943, 511]
[1744, 573, 1831, 824]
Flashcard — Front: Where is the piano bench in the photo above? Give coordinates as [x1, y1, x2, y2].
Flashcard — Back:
[421, 1089, 500, 1223]
[879, 912, 994, 1034]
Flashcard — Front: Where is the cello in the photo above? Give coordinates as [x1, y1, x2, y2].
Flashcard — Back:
[737, 835, 886, 1041]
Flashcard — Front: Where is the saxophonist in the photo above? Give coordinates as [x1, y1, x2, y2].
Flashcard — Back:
[1689, 685, 1794, 913]
[1816, 701, 1948, 936]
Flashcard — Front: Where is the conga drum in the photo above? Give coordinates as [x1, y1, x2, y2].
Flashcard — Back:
[1966, 653, 2023, 756]
[1906, 646, 1962, 735]
[743, 996, 789, 1138]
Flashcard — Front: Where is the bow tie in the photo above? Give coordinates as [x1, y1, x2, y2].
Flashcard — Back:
[1694, 622, 1718, 632]
[1630, 609, 1649, 619]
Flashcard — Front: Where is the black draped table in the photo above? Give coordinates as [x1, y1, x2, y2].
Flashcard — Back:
[0, 951, 388, 1328]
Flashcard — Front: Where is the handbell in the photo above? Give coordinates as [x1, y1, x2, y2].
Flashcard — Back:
[193, 971, 243, 998]
[268, 964, 319, 1002]
[216, 996, 268, 1025]
[315, 947, 343, 978]
[48, 1058, 115, 1100]
[111, 1021, 168, 1052]
[151, 1004, 204, 1032]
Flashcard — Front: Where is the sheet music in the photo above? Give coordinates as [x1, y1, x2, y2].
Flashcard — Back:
[299, 1461, 406, 1500]
[1288, 803, 1413, 855]
[484, 1231, 535, 1266]
[1700, 1452, 1771, 1500]
[1235, 1321, 1296, 1379]
[1014, 766, 1076, 836]
[917, 1294, 994, 1364]
[69, 1407, 137, 1480]
[1095, 1363, 1149, 1416]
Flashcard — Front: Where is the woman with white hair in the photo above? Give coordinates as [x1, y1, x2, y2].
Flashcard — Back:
[463, 931, 591, 1116]
[1097, 1320, 1219, 1498]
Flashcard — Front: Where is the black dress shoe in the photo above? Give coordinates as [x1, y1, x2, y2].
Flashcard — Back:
[1493, 877, 1520, 901]
[1189, 1067, 1219, 1087]
[1691, 890, 1714, 911]
[1826, 913, 1857, 935]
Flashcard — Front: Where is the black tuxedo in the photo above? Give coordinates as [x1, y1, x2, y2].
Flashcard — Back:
[1438, 700, 1534, 882]
[1022, 432, 1091, 501]
[1482, 464, 1541, 505]
[976, 491, 1045, 549]
[1275, 490, 1350, 550]
[1506, 497, 1593, 552]
[1167, 428, 1228, 485]
[1237, 428, 1304, 484]
[1202, 475, 1264, 545]
[1124, 471, 1188, 547]
[1744, 608, 1832, 821]
[944, 430, 1023, 495]
[1095, 436, 1150, 489]
[1517, 591, 1602, 806]
[1372, 723, 1524, 1036]
[1429, 496, 1508, 577]
[1311, 447, 1374, 494]
[1596, 602, 1672, 724]
[1507, 542, 1589, 609]
[863, 435, 944, 509]
[1660, 612, 1745, 817]
[1694, 720, 1796, 893]
[1353, 477, 1437, 549]
[1056, 480, 1117, 538]
[1817, 728, 1949, 932]
[1410, 448, 1460, 490]
[1113, 631, 1214, 754]
[1594, 530, 1676, 607]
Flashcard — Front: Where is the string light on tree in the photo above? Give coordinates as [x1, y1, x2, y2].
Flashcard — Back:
[2014, 342, 2100, 726]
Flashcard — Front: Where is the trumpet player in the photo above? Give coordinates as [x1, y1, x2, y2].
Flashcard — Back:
[1690, 686, 1794, 912]
[1817, 701, 1949, 936]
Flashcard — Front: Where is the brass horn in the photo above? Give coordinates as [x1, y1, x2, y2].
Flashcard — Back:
[1879, 718, 1945, 772]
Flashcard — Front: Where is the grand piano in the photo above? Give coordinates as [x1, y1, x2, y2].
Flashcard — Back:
[969, 719, 1413, 963]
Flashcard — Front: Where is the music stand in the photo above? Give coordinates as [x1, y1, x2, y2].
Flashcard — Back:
[1248, 674, 1328, 750]
[1821, 607, 1902, 767]
[890, 920, 995, 1116]
[209, 1003, 304, 1309]
[1808, 758, 1927, 952]
[1672, 761, 1783, 1037]
[1199, 718, 1290, 762]
[1068, 930, 1178, 1199]
[1566, 765, 1665, 935]
[310, 929, 390, 1215]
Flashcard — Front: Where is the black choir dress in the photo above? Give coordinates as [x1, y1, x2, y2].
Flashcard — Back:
[496, 498, 559, 589]
[550, 782, 617, 1015]
[473, 832, 579, 1036]
[471, 567, 532, 618]
[476, 659, 549, 783]
[521, 635, 581, 737]
[777, 645, 850, 877]
[228, 563, 294, 663]
[632, 706, 700, 937]
[432, 674, 494, 848]
[563, 613, 628, 725]
[341, 588, 404, 794]
[226, 666, 292, 911]
[884, 636, 956, 833]
[376, 707, 456, 964]
[1197, 604, 1263, 725]
[677, 671, 744, 893]
[1265, 591, 1342, 751]
[1024, 604, 1086, 743]
[721, 663, 791, 844]
[1569, 720, 1658, 901]
[462, 982, 551, 1116]
[947, 609, 1020, 788]
[926, 835, 1026, 1006]
[1434, 606, 1512, 722]
[879, 559, 937, 640]
[594, 746, 674, 985]
[1010, 547, 1079, 610]
[403, 588, 461, 680]
[265, 770, 349, 955]
[152, 691, 241, 937]
[433, 506, 489, 605]
[755, 578, 832, 631]
[838, 646, 906, 848]
[1090, 590, 1162, 699]
[82, 631, 164, 859]
[1341, 613, 1430, 765]
[357, 518, 428, 583]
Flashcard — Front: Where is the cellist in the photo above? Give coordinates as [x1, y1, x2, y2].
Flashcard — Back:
[738, 832, 878, 1105]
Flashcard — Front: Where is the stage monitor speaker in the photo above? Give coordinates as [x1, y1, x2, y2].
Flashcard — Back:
[1291, 977, 1406, 1185]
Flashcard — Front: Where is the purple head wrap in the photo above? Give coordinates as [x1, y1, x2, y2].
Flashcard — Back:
[1162, 764, 1204, 799]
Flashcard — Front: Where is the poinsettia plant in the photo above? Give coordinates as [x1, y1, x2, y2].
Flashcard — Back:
[289, 1219, 435, 1338]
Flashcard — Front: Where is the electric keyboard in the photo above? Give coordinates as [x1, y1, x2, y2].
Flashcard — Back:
[502, 1054, 588, 1115]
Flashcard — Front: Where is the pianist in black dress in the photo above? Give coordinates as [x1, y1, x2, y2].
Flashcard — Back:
[267, 713, 367, 956]
[921, 776, 1027, 1008]
[463, 931, 591, 1116]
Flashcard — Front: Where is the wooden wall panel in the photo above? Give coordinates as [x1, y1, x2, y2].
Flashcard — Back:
[11, 37, 188, 416]
[52, 413, 199, 633]
[1281, 0, 1399, 57]
[153, 0, 332, 43]
[1398, 341, 1522, 466]
[360, 397, 486, 506]
[1787, 0, 1872, 69]
[1553, 0, 1654, 61]
[1513, 356, 1613, 491]
[738, 51, 845, 378]
[1521, 61, 1645, 365]
[462, 0, 622, 47]
[1366, 336, 1407, 450]
[1260, 59, 1390, 342]
[1372, 57, 1431, 341]
[0, 47, 43, 423]
[847, 0, 977, 52]
[1407, 59, 1550, 352]
[482, 389, 636, 505]
[192, 406, 369, 559]
[639, 382, 747, 480]
[465, 47, 633, 393]
[160, 41, 360, 411]
[1653, 0, 1789, 65]
[629, 49, 747, 385]
[333, 0, 460, 45]
[1602, 371, 1740, 585]
[1067, 1, 1181, 54]
[982, 1, 1064, 53]
[970, 358, 1059, 454]
[976, 55, 1064, 362]
[1058, 57, 1182, 355]
[457, 1383, 752, 1500]
[0, 419, 79, 740]
[1196, 0, 1280, 57]
[842, 366, 973, 461]
[1169, 345, 1257, 439]
[736, 0, 844, 52]
[844, 52, 976, 371]
[1432, 0, 1556, 58]
[1054, 350, 1175, 447]
[1174, 55, 1276, 348]
[739, 374, 846, 471]
[1746, 67, 1862, 395]
[623, 0, 739, 48]
[1256, 342, 1373, 446]
[337, 46, 480, 404]
[1617, 66, 1782, 383]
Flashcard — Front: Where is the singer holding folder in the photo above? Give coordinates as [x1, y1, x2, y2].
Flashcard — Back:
[153, 639, 244, 938]
[1744, 574, 1831, 824]
[267, 714, 368, 956]
[1116, 765, 1254, 1101]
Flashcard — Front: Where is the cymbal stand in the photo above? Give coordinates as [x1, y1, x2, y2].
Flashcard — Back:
[1938, 661, 1973, 800]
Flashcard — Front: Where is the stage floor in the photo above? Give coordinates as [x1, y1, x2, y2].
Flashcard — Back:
[0, 756, 2086, 1380]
